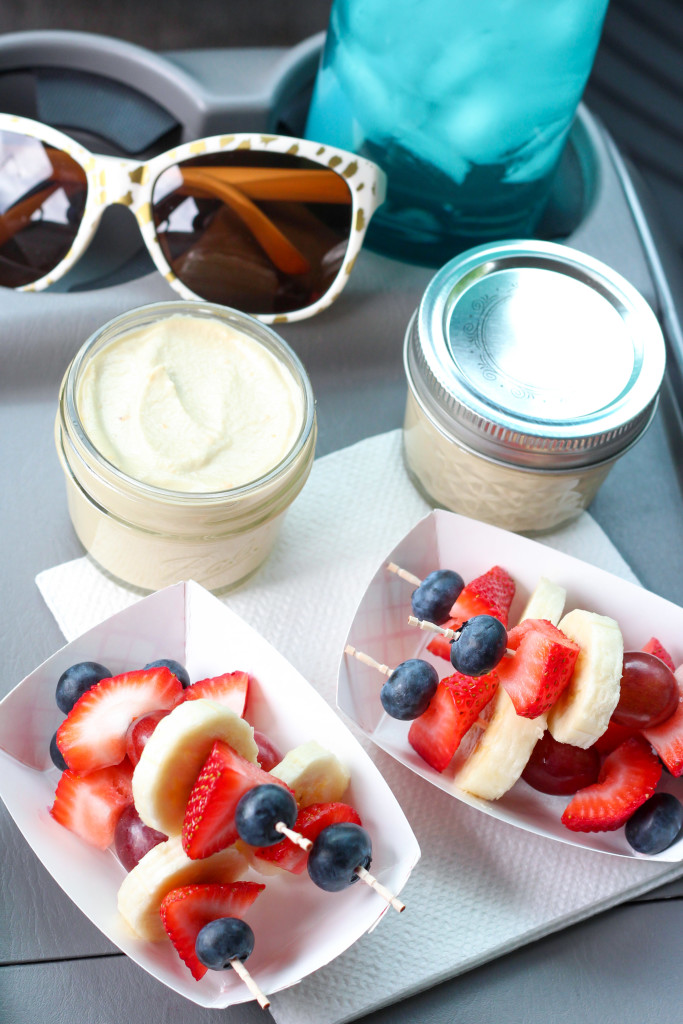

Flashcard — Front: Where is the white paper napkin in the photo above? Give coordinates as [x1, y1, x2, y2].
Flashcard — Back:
[36, 430, 683, 1024]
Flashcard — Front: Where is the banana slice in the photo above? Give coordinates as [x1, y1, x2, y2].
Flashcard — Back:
[117, 834, 246, 941]
[518, 576, 566, 626]
[133, 698, 258, 836]
[270, 740, 350, 807]
[547, 609, 623, 748]
[453, 689, 547, 800]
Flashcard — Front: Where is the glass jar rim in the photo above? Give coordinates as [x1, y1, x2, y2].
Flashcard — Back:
[62, 299, 316, 506]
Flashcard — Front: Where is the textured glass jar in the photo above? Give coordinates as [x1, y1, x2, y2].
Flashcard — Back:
[56, 301, 316, 592]
[403, 241, 665, 533]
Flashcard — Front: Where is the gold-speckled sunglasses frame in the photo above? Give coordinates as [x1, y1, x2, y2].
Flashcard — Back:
[1, 113, 387, 323]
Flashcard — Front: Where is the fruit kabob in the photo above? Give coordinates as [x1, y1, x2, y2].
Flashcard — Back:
[48, 656, 405, 1001]
[353, 561, 683, 855]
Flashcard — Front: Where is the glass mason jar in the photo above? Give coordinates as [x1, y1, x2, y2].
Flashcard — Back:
[402, 241, 666, 534]
[305, 0, 610, 264]
[55, 301, 317, 593]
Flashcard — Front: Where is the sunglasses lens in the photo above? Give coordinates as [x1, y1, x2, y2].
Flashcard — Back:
[0, 129, 88, 287]
[151, 148, 354, 315]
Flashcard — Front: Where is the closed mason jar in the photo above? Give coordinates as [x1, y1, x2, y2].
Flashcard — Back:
[55, 301, 316, 592]
[403, 241, 666, 533]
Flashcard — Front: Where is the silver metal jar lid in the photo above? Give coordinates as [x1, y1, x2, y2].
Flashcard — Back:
[405, 240, 666, 469]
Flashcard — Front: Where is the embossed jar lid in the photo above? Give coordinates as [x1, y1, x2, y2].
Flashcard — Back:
[404, 240, 666, 469]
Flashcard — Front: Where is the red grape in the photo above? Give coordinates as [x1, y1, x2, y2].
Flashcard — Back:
[522, 732, 600, 795]
[125, 709, 170, 766]
[253, 729, 283, 772]
[115, 804, 167, 870]
[613, 651, 679, 729]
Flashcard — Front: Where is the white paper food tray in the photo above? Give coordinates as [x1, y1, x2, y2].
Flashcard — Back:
[338, 509, 683, 862]
[0, 580, 419, 1009]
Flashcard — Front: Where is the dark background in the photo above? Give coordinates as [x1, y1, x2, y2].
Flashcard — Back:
[0, 0, 680, 256]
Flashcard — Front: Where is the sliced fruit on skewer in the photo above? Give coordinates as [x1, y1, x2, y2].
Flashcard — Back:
[408, 671, 498, 772]
[561, 735, 661, 833]
[117, 834, 247, 941]
[56, 666, 184, 774]
[236, 785, 404, 912]
[453, 688, 547, 800]
[160, 881, 265, 993]
[408, 614, 511, 677]
[306, 821, 404, 912]
[50, 758, 134, 850]
[495, 618, 580, 719]
[387, 563, 465, 626]
[426, 565, 515, 661]
[641, 637, 676, 672]
[344, 643, 497, 771]
[182, 742, 292, 860]
[521, 732, 601, 795]
[181, 670, 250, 717]
[270, 740, 350, 807]
[250, 801, 362, 874]
[546, 609, 623, 749]
[517, 577, 566, 627]
[344, 644, 439, 720]
[643, 666, 683, 776]
[590, 719, 639, 756]
[133, 699, 258, 837]
[612, 651, 679, 729]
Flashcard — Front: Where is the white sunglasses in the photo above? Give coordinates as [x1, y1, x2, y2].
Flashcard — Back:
[0, 113, 386, 322]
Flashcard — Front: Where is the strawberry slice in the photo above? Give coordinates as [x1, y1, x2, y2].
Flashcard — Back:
[408, 670, 498, 772]
[643, 673, 683, 776]
[182, 671, 249, 717]
[56, 667, 183, 774]
[591, 719, 640, 756]
[642, 637, 676, 673]
[252, 802, 362, 874]
[427, 566, 515, 661]
[160, 882, 265, 980]
[182, 740, 290, 860]
[50, 759, 134, 849]
[561, 735, 661, 832]
[496, 618, 580, 718]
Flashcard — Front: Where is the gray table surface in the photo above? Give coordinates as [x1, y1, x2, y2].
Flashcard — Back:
[3, 126, 683, 1022]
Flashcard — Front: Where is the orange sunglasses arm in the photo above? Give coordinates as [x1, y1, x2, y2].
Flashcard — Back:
[179, 168, 311, 276]
[189, 166, 352, 204]
[0, 182, 60, 248]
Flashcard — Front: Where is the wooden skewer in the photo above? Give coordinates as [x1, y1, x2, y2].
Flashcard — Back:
[230, 957, 270, 1009]
[344, 644, 392, 677]
[386, 561, 422, 587]
[355, 865, 405, 913]
[274, 820, 312, 851]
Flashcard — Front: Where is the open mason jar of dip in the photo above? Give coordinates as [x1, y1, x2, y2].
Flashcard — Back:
[55, 300, 316, 592]
[403, 241, 666, 534]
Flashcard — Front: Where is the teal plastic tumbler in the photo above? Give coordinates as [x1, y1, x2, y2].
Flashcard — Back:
[305, 0, 610, 264]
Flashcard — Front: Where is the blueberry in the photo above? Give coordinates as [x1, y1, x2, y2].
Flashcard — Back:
[307, 822, 372, 893]
[380, 659, 438, 720]
[55, 661, 112, 714]
[143, 659, 191, 688]
[411, 570, 464, 625]
[625, 793, 683, 855]
[195, 917, 254, 970]
[49, 730, 68, 771]
[235, 784, 298, 847]
[449, 615, 507, 677]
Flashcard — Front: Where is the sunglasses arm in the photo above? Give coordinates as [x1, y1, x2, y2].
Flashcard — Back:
[178, 167, 311, 275]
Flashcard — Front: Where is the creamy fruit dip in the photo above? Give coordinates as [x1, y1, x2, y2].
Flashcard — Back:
[56, 302, 316, 592]
[76, 314, 304, 493]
